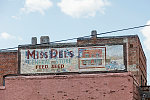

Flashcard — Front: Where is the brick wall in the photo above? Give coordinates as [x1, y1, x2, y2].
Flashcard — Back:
[0, 72, 140, 100]
[0, 86, 5, 100]
[77, 35, 147, 86]
[0, 35, 146, 87]
[0, 51, 18, 85]
[127, 36, 147, 86]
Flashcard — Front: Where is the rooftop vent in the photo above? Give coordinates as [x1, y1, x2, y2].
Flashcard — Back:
[40, 36, 50, 44]
[91, 30, 97, 38]
[31, 37, 37, 45]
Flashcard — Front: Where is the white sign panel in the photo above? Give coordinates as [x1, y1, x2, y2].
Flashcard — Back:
[20, 45, 125, 74]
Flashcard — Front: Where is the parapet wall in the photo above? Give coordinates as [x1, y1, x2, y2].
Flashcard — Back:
[0, 72, 140, 100]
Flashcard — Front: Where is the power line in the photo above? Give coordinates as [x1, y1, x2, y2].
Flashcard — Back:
[97, 24, 150, 35]
[0, 24, 150, 51]
[51, 24, 150, 43]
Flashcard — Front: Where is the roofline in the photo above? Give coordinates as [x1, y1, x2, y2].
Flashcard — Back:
[18, 42, 77, 48]
[0, 50, 17, 53]
[77, 35, 138, 40]
[19, 35, 139, 47]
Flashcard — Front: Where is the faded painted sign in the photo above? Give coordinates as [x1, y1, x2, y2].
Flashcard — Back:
[20, 45, 125, 74]
[78, 47, 106, 68]
[20, 48, 79, 74]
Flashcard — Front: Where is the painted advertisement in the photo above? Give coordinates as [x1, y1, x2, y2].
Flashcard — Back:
[20, 48, 79, 74]
[78, 47, 106, 68]
[20, 45, 125, 74]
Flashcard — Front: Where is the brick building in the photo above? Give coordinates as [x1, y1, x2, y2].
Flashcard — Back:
[77, 32, 147, 86]
[0, 31, 149, 100]
[0, 50, 18, 86]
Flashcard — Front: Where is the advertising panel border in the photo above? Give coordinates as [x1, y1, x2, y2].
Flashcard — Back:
[18, 43, 127, 75]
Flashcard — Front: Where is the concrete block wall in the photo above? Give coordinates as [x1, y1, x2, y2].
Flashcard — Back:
[0, 51, 18, 85]
[0, 72, 140, 100]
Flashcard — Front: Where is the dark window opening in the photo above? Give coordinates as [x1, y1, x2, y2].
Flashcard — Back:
[130, 44, 133, 48]
[141, 75, 143, 86]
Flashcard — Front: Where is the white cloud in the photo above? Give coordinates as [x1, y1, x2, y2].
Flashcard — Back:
[57, 0, 110, 18]
[11, 16, 17, 19]
[0, 32, 12, 39]
[11, 15, 21, 20]
[141, 20, 150, 51]
[0, 32, 22, 40]
[21, 0, 53, 15]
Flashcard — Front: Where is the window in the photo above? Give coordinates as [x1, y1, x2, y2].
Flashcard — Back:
[85, 54, 89, 58]
[141, 75, 143, 86]
[130, 44, 133, 48]
[96, 53, 99, 57]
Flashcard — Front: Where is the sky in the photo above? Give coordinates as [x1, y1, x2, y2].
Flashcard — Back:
[0, 0, 150, 84]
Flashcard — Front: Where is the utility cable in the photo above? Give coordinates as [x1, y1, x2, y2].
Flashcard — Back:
[0, 24, 150, 51]
[51, 24, 150, 43]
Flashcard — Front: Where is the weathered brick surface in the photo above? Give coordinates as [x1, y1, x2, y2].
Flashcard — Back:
[0, 51, 18, 85]
[127, 36, 147, 86]
[0, 72, 140, 100]
[77, 35, 147, 86]
[0, 35, 145, 99]
[0, 35, 146, 87]
[0, 86, 5, 100]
